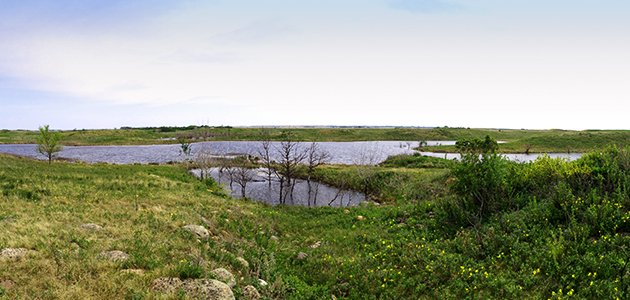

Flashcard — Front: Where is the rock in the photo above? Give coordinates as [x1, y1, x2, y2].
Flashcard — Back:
[258, 279, 268, 287]
[79, 223, 103, 231]
[309, 241, 322, 249]
[98, 250, 129, 262]
[242, 285, 261, 300]
[270, 235, 279, 242]
[121, 269, 145, 275]
[183, 225, 210, 240]
[151, 277, 235, 300]
[356, 215, 365, 221]
[296, 252, 308, 260]
[211, 268, 236, 288]
[185, 279, 234, 300]
[0, 248, 29, 260]
[151, 277, 183, 294]
[0, 279, 15, 290]
[236, 257, 249, 269]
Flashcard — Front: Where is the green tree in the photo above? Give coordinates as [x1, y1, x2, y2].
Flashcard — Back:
[37, 125, 63, 164]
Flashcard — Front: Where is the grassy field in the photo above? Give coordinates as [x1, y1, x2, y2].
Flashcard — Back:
[1, 127, 630, 153]
[1, 146, 629, 299]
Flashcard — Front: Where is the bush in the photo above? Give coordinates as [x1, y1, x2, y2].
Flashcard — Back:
[449, 136, 517, 225]
[380, 153, 454, 169]
[175, 260, 205, 279]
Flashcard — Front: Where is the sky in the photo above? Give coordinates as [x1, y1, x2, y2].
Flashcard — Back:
[0, 0, 629, 130]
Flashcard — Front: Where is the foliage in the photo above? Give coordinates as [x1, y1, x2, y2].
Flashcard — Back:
[380, 153, 454, 169]
[449, 136, 516, 225]
[175, 259, 205, 280]
[294, 165, 449, 203]
[455, 135, 499, 154]
[36, 125, 63, 164]
[1, 145, 629, 299]
[177, 137, 192, 158]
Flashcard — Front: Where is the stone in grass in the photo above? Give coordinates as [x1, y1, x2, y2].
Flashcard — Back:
[120, 269, 145, 275]
[211, 268, 236, 288]
[296, 252, 308, 260]
[242, 285, 261, 300]
[258, 279, 269, 287]
[182, 225, 210, 240]
[0, 248, 30, 260]
[98, 250, 129, 262]
[151, 277, 184, 294]
[236, 257, 249, 269]
[151, 277, 234, 300]
[0, 279, 15, 290]
[79, 223, 103, 231]
[309, 241, 322, 249]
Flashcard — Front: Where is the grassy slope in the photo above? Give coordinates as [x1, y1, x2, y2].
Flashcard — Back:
[2, 127, 630, 153]
[1, 155, 444, 299]
[1, 153, 629, 299]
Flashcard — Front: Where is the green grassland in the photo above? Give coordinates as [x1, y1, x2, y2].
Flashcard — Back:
[1, 127, 630, 153]
[1, 144, 629, 299]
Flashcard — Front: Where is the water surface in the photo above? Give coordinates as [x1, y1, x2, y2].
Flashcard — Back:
[0, 141, 441, 165]
[192, 168, 365, 207]
[0, 141, 583, 164]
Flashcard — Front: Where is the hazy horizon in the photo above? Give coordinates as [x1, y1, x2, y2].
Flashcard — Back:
[1, 0, 629, 130]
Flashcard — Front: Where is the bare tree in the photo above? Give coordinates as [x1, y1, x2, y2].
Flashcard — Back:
[274, 139, 307, 204]
[233, 167, 256, 198]
[37, 125, 63, 164]
[220, 163, 238, 190]
[257, 139, 274, 190]
[194, 144, 215, 179]
[305, 142, 331, 206]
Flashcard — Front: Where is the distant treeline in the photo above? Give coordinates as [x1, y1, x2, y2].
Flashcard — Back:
[119, 125, 232, 132]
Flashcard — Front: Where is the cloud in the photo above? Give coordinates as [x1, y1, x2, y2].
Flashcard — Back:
[162, 50, 242, 64]
[208, 20, 294, 45]
[388, 0, 460, 13]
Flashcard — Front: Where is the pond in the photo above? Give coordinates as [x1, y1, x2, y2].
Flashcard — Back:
[191, 168, 365, 207]
[0, 141, 583, 165]
[0, 141, 448, 165]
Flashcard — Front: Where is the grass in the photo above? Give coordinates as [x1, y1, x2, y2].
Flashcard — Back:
[1, 127, 629, 153]
[1, 146, 629, 299]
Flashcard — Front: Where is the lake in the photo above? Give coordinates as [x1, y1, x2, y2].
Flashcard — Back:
[0, 141, 444, 165]
[0, 141, 582, 165]
[191, 168, 365, 207]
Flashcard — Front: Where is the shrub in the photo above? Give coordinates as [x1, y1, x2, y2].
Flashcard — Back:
[449, 136, 517, 226]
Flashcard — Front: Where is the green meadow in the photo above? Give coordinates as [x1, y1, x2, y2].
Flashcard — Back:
[1, 139, 628, 298]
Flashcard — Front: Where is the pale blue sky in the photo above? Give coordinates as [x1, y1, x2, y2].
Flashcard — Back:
[1, 0, 629, 130]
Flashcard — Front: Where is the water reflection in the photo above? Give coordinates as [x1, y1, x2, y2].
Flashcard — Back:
[191, 168, 365, 207]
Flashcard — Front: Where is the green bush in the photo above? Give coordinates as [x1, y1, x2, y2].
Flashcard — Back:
[174, 260, 205, 280]
[449, 137, 518, 225]
[380, 153, 454, 169]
